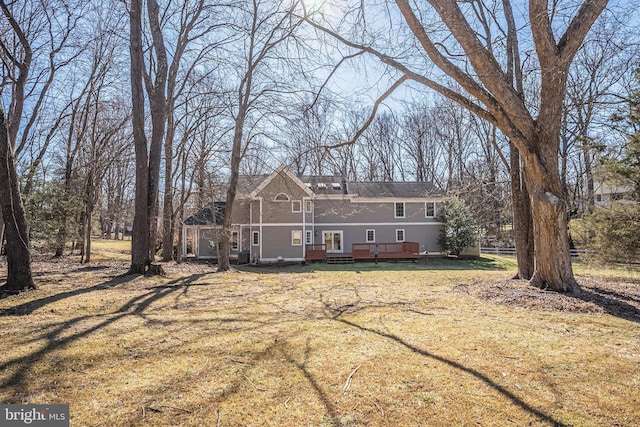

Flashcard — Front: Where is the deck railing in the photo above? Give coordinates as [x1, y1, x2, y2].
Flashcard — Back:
[305, 244, 327, 260]
[306, 242, 421, 261]
[352, 242, 420, 260]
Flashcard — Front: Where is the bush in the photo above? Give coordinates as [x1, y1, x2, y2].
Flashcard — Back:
[581, 203, 640, 263]
[438, 197, 478, 257]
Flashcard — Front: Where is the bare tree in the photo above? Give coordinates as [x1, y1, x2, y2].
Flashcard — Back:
[216, 0, 304, 271]
[401, 103, 445, 186]
[304, 0, 609, 291]
[160, 0, 223, 262]
[283, 96, 337, 176]
[0, 0, 35, 291]
[561, 16, 639, 215]
[128, 0, 167, 274]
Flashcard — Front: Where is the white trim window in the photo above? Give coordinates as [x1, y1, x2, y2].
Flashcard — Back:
[394, 202, 405, 218]
[291, 230, 303, 246]
[305, 230, 312, 244]
[252, 231, 260, 246]
[275, 193, 290, 201]
[366, 229, 375, 243]
[305, 200, 313, 213]
[396, 229, 405, 242]
[292, 200, 302, 213]
[425, 201, 436, 218]
[231, 231, 239, 250]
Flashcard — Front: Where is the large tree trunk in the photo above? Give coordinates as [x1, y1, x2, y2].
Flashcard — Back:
[524, 133, 578, 293]
[129, 0, 152, 274]
[0, 106, 35, 292]
[128, 0, 166, 274]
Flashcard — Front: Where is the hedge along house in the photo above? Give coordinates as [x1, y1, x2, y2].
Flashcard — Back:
[181, 166, 446, 263]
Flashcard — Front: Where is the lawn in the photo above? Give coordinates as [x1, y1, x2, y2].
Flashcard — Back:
[0, 241, 638, 426]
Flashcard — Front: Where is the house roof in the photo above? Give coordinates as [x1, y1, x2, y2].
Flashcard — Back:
[183, 202, 226, 225]
[299, 175, 441, 198]
[249, 165, 314, 199]
[232, 168, 442, 200]
[347, 181, 441, 198]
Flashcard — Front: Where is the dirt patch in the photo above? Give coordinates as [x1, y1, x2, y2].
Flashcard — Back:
[463, 275, 640, 321]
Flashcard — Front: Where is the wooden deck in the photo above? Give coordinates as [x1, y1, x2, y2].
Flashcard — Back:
[305, 242, 420, 262]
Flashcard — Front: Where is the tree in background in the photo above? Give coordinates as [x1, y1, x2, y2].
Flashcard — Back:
[438, 197, 478, 258]
[0, 1, 35, 291]
[576, 66, 640, 264]
[216, 0, 304, 271]
[603, 67, 640, 200]
[304, 0, 609, 292]
[579, 204, 640, 264]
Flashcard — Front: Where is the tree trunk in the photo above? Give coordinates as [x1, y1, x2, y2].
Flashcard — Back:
[128, 0, 166, 274]
[83, 203, 93, 264]
[218, 114, 246, 272]
[54, 216, 67, 258]
[510, 144, 534, 279]
[161, 112, 175, 262]
[524, 137, 578, 293]
[175, 219, 183, 263]
[0, 106, 35, 292]
[129, 0, 151, 274]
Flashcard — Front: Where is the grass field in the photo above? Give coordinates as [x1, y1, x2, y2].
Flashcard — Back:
[0, 240, 638, 426]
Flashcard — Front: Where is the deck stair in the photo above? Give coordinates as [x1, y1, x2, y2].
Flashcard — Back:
[326, 254, 354, 264]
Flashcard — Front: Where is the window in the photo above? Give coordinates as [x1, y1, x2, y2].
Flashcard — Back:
[305, 200, 313, 213]
[252, 231, 259, 246]
[595, 194, 602, 202]
[292, 200, 302, 212]
[305, 230, 312, 244]
[275, 193, 290, 201]
[292, 230, 302, 246]
[425, 202, 436, 218]
[395, 202, 405, 218]
[332, 183, 341, 191]
[231, 231, 239, 250]
[396, 229, 405, 242]
[366, 229, 375, 243]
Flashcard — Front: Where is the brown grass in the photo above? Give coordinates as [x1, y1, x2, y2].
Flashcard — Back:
[0, 248, 638, 426]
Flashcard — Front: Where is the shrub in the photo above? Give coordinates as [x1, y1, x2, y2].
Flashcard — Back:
[438, 197, 478, 257]
[581, 202, 640, 263]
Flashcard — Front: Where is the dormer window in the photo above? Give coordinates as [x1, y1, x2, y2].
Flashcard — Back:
[274, 193, 290, 201]
[332, 183, 341, 191]
[316, 183, 327, 190]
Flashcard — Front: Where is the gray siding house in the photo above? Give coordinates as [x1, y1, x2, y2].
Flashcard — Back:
[182, 166, 446, 262]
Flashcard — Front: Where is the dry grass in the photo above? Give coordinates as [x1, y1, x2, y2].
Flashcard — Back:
[0, 244, 639, 426]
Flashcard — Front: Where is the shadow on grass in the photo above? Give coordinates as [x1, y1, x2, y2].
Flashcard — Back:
[284, 339, 341, 427]
[0, 274, 136, 315]
[332, 315, 569, 427]
[576, 286, 640, 323]
[0, 273, 207, 400]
